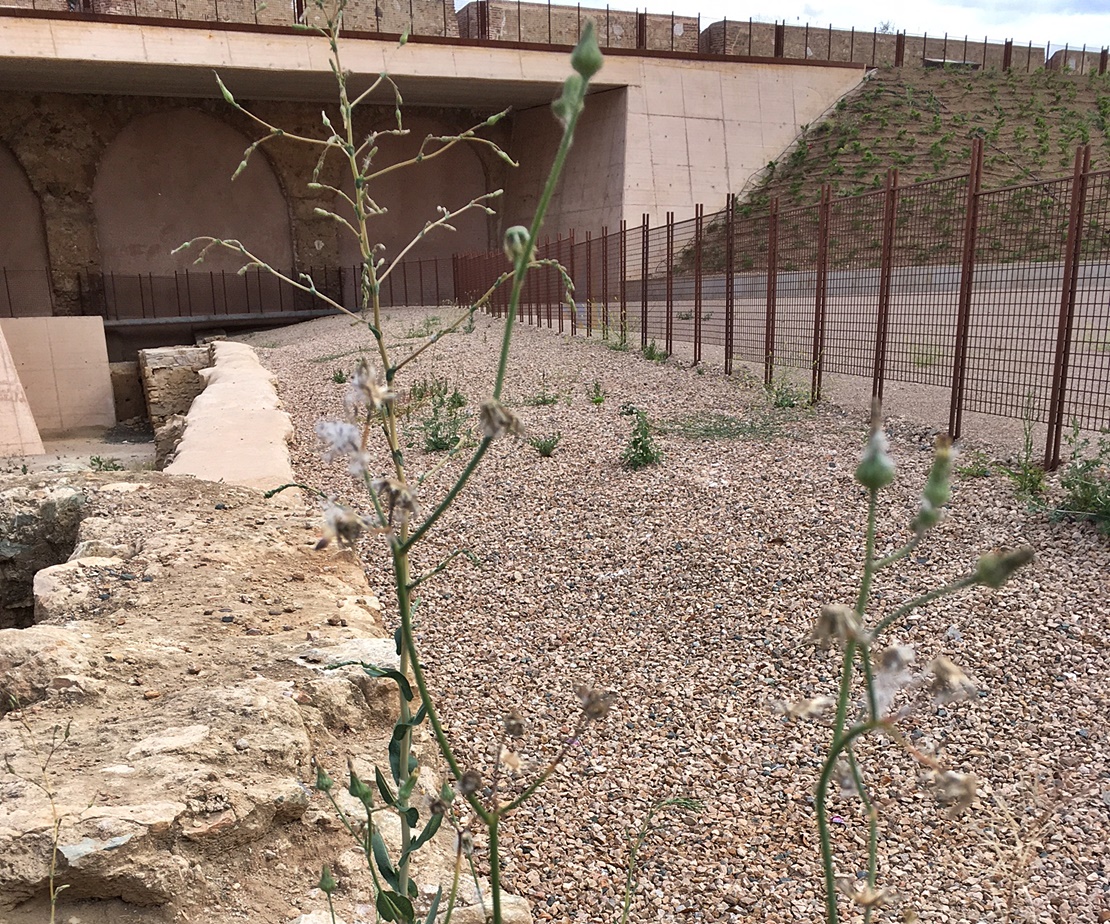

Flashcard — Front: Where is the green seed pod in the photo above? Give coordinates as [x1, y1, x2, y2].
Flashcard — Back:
[922, 436, 954, 508]
[314, 764, 334, 793]
[503, 225, 532, 264]
[570, 21, 603, 79]
[552, 74, 585, 124]
[318, 864, 337, 896]
[855, 431, 895, 490]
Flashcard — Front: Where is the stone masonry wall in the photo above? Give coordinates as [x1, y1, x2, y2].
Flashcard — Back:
[457, 1, 698, 52]
[0, 93, 506, 315]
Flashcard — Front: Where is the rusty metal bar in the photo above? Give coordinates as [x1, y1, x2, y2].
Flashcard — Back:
[545, 235, 553, 328]
[948, 137, 984, 439]
[640, 213, 649, 349]
[724, 195, 735, 375]
[569, 229, 577, 335]
[601, 225, 610, 337]
[895, 31, 905, 67]
[585, 230, 593, 336]
[665, 210, 674, 356]
[765, 198, 779, 387]
[872, 169, 899, 402]
[1044, 145, 1091, 470]
[810, 184, 831, 403]
[557, 234, 565, 333]
[694, 203, 703, 365]
[1003, 39, 1013, 70]
[619, 219, 628, 342]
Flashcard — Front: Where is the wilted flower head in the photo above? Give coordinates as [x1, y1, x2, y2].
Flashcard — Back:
[932, 769, 978, 816]
[315, 420, 371, 475]
[811, 604, 868, 648]
[316, 502, 371, 550]
[912, 436, 955, 535]
[873, 643, 916, 716]
[503, 709, 526, 738]
[574, 684, 614, 722]
[345, 357, 394, 417]
[838, 879, 893, 909]
[457, 769, 483, 796]
[771, 696, 835, 721]
[370, 476, 419, 528]
[927, 655, 977, 703]
[480, 400, 525, 441]
[975, 546, 1035, 588]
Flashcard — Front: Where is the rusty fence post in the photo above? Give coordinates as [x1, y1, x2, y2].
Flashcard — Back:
[948, 137, 984, 439]
[665, 211, 674, 356]
[724, 195, 735, 375]
[641, 213, 649, 349]
[601, 225, 610, 338]
[569, 230, 577, 336]
[1101, 47, 1109, 76]
[1044, 145, 1091, 470]
[765, 198, 779, 387]
[556, 234, 565, 333]
[872, 169, 899, 402]
[619, 220, 628, 342]
[694, 203, 703, 365]
[1003, 39, 1013, 70]
[774, 21, 784, 57]
[895, 31, 905, 67]
[544, 236, 553, 328]
[810, 184, 831, 404]
[585, 230, 593, 336]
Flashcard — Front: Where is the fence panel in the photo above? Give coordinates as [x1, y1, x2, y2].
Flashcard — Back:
[770, 201, 821, 381]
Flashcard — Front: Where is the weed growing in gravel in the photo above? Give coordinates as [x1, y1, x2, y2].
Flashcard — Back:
[618, 797, 704, 924]
[421, 390, 467, 452]
[528, 432, 562, 457]
[608, 335, 630, 352]
[89, 456, 124, 472]
[999, 410, 1046, 498]
[956, 449, 993, 478]
[191, 8, 609, 922]
[331, 369, 348, 384]
[620, 406, 662, 470]
[1051, 423, 1110, 533]
[405, 315, 442, 339]
[787, 402, 1033, 922]
[764, 375, 807, 409]
[522, 377, 560, 406]
[658, 410, 785, 441]
[641, 340, 668, 362]
[587, 381, 605, 405]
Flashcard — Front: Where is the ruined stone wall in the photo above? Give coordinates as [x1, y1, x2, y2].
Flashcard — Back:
[62, 0, 461, 35]
[0, 93, 506, 315]
[457, 1, 697, 52]
[700, 20, 1044, 71]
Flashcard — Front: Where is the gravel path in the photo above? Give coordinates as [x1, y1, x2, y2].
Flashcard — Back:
[242, 308, 1109, 924]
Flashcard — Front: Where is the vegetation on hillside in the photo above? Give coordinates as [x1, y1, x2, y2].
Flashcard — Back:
[741, 65, 1110, 211]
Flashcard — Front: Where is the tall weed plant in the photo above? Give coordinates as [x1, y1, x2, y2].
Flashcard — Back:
[181, 3, 607, 921]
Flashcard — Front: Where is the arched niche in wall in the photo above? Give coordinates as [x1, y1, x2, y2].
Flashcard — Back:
[0, 142, 53, 315]
[92, 110, 294, 276]
[336, 114, 491, 280]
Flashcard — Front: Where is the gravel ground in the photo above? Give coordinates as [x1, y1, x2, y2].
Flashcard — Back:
[242, 308, 1109, 924]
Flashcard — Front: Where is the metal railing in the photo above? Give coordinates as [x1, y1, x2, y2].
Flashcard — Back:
[456, 138, 1110, 469]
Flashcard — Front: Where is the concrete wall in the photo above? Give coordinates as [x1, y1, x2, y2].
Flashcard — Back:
[0, 324, 44, 457]
[93, 109, 294, 275]
[0, 317, 115, 435]
[0, 142, 53, 317]
[457, 2, 698, 52]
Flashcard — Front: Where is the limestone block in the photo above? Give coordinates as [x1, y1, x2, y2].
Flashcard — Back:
[138, 345, 211, 429]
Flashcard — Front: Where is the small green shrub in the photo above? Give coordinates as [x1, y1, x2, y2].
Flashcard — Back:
[621, 409, 662, 470]
[765, 376, 807, 409]
[529, 432, 562, 457]
[999, 412, 1046, 498]
[641, 340, 668, 362]
[608, 336, 630, 352]
[1054, 424, 1110, 533]
[421, 391, 466, 452]
[587, 381, 605, 405]
[332, 369, 348, 384]
[956, 450, 993, 478]
[90, 456, 124, 472]
[523, 387, 560, 406]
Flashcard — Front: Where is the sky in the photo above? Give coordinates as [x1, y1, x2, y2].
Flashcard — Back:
[465, 0, 1110, 54]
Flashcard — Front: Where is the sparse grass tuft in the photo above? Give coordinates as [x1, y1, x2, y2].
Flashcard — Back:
[587, 381, 605, 405]
[90, 456, 124, 472]
[529, 432, 562, 457]
[1053, 424, 1110, 533]
[956, 450, 993, 478]
[641, 340, 668, 362]
[331, 369, 348, 384]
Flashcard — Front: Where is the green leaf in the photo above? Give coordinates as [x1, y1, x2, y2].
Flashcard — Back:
[401, 813, 442, 864]
[357, 663, 413, 701]
[375, 766, 397, 807]
[397, 772, 418, 805]
[376, 889, 413, 922]
[371, 827, 401, 892]
[398, 28, 410, 47]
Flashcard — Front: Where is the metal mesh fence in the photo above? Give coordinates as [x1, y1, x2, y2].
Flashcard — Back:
[456, 140, 1110, 465]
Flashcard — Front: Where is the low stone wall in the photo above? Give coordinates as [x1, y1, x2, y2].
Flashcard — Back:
[164, 341, 298, 501]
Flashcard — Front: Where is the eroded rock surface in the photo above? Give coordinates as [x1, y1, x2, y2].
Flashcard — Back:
[0, 472, 488, 924]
